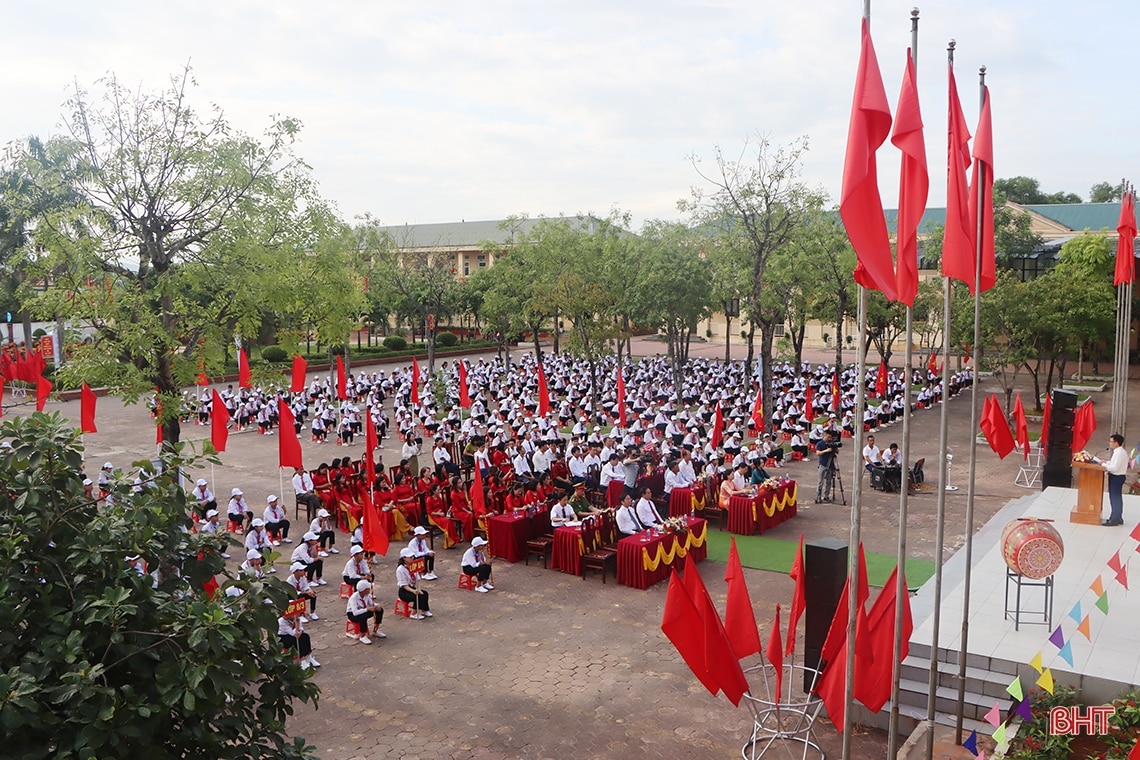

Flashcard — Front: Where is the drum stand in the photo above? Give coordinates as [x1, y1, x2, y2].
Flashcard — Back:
[740, 661, 825, 760]
[1003, 567, 1054, 632]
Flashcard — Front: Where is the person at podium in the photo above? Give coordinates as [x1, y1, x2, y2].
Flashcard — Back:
[1094, 434, 1128, 526]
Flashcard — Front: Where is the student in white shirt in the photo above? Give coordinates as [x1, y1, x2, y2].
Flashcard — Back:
[408, 526, 438, 579]
[345, 580, 385, 643]
[461, 536, 494, 592]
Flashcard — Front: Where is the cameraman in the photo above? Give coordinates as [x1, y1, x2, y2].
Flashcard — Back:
[815, 431, 841, 503]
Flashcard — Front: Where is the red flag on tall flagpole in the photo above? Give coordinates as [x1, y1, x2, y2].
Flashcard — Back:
[457, 361, 471, 409]
[766, 604, 784, 706]
[874, 361, 888, 398]
[820, 545, 870, 667]
[616, 366, 628, 427]
[80, 382, 98, 433]
[211, 389, 229, 452]
[710, 402, 724, 451]
[155, 394, 163, 445]
[980, 394, 1015, 459]
[723, 537, 762, 660]
[471, 464, 487, 518]
[854, 566, 913, 713]
[277, 399, 304, 469]
[786, 533, 806, 656]
[238, 348, 251, 389]
[1072, 400, 1097, 454]
[804, 384, 814, 424]
[749, 385, 764, 437]
[365, 413, 378, 490]
[410, 358, 420, 406]
[1115, 190, 1137, 286]
[892, 48, 929, 307]
[0, 378, 5, 417]
[0, 352, 14, 382]
[815, 545, 873, 731]
[840, 18, 897, 301]
[363, 497, 389, 556]
[1013, 393, 1030, 461]
[682, 554, 750, 706]
[336, 355, 347, 401]
[196, 371, 209, 386]
[290, 355, 307, 394]
[537, 362, 551, 417]
[35, 374, 52, 412]
[942, 63, 975, 289]
[1041, 392, 1052, 449]
[968, 85, 996, 294]
[927, 350, 938, 376]
[662, 570, 720, 695]
[831, 370, 842, 414]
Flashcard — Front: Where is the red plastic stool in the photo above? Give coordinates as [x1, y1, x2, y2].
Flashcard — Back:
[345, 620, 361, 636]
[393, 599, 412, 618]
[791, 451, 804, 462]
[457, 573, 478, 591]
[765, 458, 777, 468]
[841, 430, 853, 439]
[338, 582, 354, 600]
[226, 518, 242, 532]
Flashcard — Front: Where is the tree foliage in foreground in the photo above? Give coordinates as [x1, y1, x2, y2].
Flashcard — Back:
[0, 414, 319, 759]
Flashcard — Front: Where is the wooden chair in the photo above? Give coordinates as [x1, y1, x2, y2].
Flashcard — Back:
[524, 536, 553, 568]
[580, 516, 617, 583]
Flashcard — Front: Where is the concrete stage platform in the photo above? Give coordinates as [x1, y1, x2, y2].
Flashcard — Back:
[909, 486, 1140, 708]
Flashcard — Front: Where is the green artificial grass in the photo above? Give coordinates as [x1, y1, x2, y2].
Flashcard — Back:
[703, 530, 936, 589]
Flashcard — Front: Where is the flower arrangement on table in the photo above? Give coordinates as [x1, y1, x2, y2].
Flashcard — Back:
[1072, 450, 1095, 464]
[758, 477, 792, 493]
[660, 516, 688, 535]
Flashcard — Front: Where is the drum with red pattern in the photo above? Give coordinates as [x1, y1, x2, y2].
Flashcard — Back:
[1001, 519, 1064, 579]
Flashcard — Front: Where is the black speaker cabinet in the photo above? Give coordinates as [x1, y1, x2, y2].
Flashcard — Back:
[1042, 389, 1078, 489]
[803, 537, 848, 691]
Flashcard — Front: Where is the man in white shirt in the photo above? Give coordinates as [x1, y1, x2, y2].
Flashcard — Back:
[615, 494, 644, 535]
[663, 460, 694, 496]
[635, 487, 665, 529]
[408, 526, 438, 580]
[292, 467, 322, 522]
[190, 478, 216, 519]
[861, 435, 881, 475]
[530, 441, 552, 475]
[1097, 433, 1129, 526]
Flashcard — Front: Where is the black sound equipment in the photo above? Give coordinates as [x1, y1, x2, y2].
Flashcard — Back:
[803, 537, 848, 691]
[1042, 389, 1077, 489]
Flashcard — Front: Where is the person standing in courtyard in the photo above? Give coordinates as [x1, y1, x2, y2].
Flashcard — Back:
[815, 430, 840, 503]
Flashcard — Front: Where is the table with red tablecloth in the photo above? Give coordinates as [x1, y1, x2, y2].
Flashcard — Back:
[616, 517, 708, 590]
[727, 482, 798, 535]
[487, 507, 552, 563]
[550, 525, 585, 575]
[668, 481, 712, 517]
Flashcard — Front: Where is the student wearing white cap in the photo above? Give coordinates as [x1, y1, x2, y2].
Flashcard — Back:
[287, 561, 319, 620]
[240, 549, 266, 580]
[308, 509, 338, 557]
[290, 533, 326, 585]
[190, 479, 216, 519]
[407, 526, 437, 580]
[278, 613, 319, 669]
[460, 537, 494, 592]
[227, 487, 251, 532]
[396, 548, 430, 619]
[342, 545, 372, 588]
[263, 495, 291, 546]
[98, 462, 114, 501]
[345, 580, 385, 643]
[244, 518, 272, 559]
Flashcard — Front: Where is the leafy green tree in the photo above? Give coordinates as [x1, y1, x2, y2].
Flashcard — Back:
[994, 176, 1082, 205]
[0, 413, 318, 759]
[797, 206, 856, 368]
[864, 291, 907, 364]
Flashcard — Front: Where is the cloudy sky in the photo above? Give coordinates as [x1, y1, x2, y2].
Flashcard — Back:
[1, 1, 1133, 231]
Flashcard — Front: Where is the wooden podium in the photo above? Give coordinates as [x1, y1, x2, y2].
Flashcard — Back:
[1071, 461, 1106, 525]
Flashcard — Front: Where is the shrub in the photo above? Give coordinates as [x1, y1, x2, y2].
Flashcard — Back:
[329, 344, 346, 356]
[260, 345, 287, 363]
[383, 335, 407, 351]
[435, 331, 458, 347]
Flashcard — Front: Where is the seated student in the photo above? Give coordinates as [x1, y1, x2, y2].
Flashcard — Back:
[342, 544, 373, 588]
[461, 536, 494, 593]
[227, 487, 252, 532]
[615, 494, 644, 536]
[278, 614, 319, 670]
[345, 580, 385, 643]
[407, 526, 438, 580]
[190, 478, 217, 519]
[290, 532, 326, 585]
[287, 561, 319, 621]
[789, 428, 811, 460]
[549, 492, 577, 527]
[396, 548, 431, 619]
[425, 482, 461, 546]
[308, 509, 338, 556]
[263, 495, 291, 545]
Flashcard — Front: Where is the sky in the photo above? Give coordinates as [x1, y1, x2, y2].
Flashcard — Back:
[1, 1, 1135, 232]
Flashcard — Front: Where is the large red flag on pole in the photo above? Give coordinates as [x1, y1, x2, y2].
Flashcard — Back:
[363, 497, 389, 556]
[854, 566, 913, 713]
[682, 554, 750, 706]
[336, 355, 347, 401]
[616, 366, 628, 427]
[1013, 393, 1030, 461]
[661, 570, 720, 695]
[35, 374, 52, 412]
[749, 385, 764, 437]
[723, 537, 762, 660]
[874, 361, 888, 398]
[457, 361, 471, 409]
[211, 389, 229, 452]
[80, 382, 98, 434]
[277, 399, 304, 469]
[980, 394, 1015, 459]
[1040, 392, 1052, 449]
[1115, 190, 1137, 286]
[470, 464, 487, 518]
[942, 63, 975, 289]
[1071, 400, 1097, 454]
[786, 533, 806, 656]
[710, 402, 724, 451]
[290, 355, 307, 394]
[891, 48, 929, 307]
[841, 18, 897, 301]
[537, 361, 551, 417]
[410, 358, 420, 406]
[238, 347, 251, 389]
[968, 85, 996, 294]
[766, 604, 784, 706]
[831, 370, 842, 414]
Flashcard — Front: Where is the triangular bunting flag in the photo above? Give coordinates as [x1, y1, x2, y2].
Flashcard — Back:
[1130, 522, 1140, 542]
[1006, 676, 1023, 701]
[1048, 626, 1065, 650]
[1108, 551, 1125, 575]
[1116, 566, 1130, 591]
[992, 723, 1007, 748]
[962, 729, 978, 757]
[1091, 576, 1106, 597]
[1076, 615, 1092, 641]
[1096, 592, 1110, 615]
[1036, 668, 1054, 694]
[983, 702, 1001, 728]
[1067, 601, 1082, 624]
[1028, 651, 1043, 674]
[1058, 641, 1074, 667]
[1015, 698, 1033, 722]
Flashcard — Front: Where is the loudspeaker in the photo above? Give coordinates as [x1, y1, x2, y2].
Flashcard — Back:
[1042, 389, 1078, 489]
[803, 537, 848, 691]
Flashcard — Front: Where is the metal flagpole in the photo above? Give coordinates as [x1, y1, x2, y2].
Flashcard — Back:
[888, 10, 920, 759]
[925, 39, 958, 760]
[954, 65, 987, 745]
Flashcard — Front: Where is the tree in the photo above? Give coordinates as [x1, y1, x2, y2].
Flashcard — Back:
[798, 207, 855, 368]
[1090, 181, 1125, 204]
[0, 413, 318, 758]
[864, 291, 907, 364]
[994, 176, 1082, 205]
[10, 68, 341, 447]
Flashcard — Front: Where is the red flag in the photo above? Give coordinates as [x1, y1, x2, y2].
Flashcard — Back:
[815, 545, 873, 732]
[927, 351, 938, 375]
[682, 554, 750, 706]
[0, 377, 4, 417]
[892, 49, 928, 307]
[616, 367, 628, 427]
[854, 566, 913, 713]
[1115, 191, 1137, 286]
[841, 18, 897, 301]
[662, 569, 720, 696]
[362, 497, 389, 556]
[980, 394, 1015, 459]
[410, 358, 420, 406]
[786, 533, 806, 656]
[80, 382, 97, 433]
[277, 399, 304, 469]
[1013, 393, 1030, 461]
[0, 352, 14, 382]
[1040, 392, 1051, 449]
[457, 361, 471, 409]
[35, 374, 52, 412]
[196, 371, 209, 386]
[290, 355, 307, 394]
[749, 385, 764, 437]
[155, 396, 163, 445]
[803, 384, 814, 424]
[831, 370, 842, 414]
[1071, 400, 1097, 454]
[471, 464, 486, 518]
[211, 389, 229, 453]
[710, 402, 724, 450]
[967, 85, 996, 294]
[874, 361, 888, 398]
[942, 63, 975, 289]
[723, 537, 762, 660]
[238, 348, 251, 389]
[537, 361, 551, 417]
[820, 544, 870, 667]
[336, 355, 347, 401]
[365, 412, 378, 489]
[766, 604, 784, 706]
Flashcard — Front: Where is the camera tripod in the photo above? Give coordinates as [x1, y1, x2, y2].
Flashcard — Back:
[820, 462, 847, 506]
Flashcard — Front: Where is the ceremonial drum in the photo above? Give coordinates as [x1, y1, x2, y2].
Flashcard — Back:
[1001, 519, 1064, 579]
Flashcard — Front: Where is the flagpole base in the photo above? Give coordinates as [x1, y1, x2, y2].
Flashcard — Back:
[944, 486, 959, 492]
[740, 663, 826, 760]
